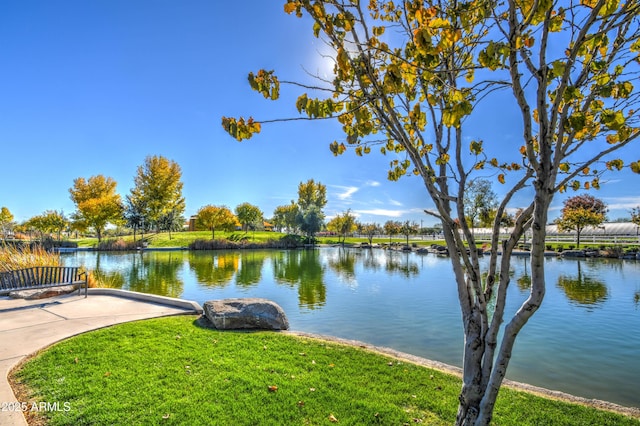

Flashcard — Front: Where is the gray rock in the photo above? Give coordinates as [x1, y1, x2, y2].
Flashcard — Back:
[203, 298, 289, 330]
[561, 250, 586, 258]
[9, 285, 78, 300]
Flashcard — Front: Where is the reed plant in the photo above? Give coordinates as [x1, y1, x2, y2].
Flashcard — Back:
[0, 243, 60, 272]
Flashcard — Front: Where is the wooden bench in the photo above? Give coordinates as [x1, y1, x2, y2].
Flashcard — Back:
[0, 266, 88, 298]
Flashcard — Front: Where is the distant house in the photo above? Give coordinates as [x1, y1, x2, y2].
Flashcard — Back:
[263, 221, 274, 232]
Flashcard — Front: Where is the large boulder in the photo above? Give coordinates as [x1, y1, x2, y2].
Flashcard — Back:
[203, 298, 289, 330]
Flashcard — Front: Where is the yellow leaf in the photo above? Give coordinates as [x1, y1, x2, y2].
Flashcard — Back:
[465, 70, 474, 83]
[498, 174, 505, 184]
[329, 413, 339, 422]
[284, 2, 297, 14]
[559, 163, 570, 172]
[268, 385, 278, 392]
[428, 17, 450, 28]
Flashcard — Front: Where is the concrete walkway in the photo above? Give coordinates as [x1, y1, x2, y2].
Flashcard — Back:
[0, 289, 202, 426]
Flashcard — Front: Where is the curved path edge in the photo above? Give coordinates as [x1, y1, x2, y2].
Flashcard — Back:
[0, 290, 203, 426]
[284, 330, 640, 420]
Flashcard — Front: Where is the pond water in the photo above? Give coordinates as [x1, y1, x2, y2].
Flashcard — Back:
[62, 248, 640, 408]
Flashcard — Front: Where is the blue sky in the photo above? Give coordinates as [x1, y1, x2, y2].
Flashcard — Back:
[1, 1, 638, 226]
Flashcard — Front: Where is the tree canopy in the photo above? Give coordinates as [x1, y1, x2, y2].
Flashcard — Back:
[223, 1, 639, 423]
[129, 155, 185, 233]
[558, 194, 608, 247]
[326, 209, 357, 244]
[69, 175, 123, 242]
[196, 205, 238, 240]
[0, 206, 14, 239]
[235, 202, 264, 233]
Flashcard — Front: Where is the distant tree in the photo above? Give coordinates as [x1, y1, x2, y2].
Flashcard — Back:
[558, 195, 608, 248]
[273, 201, 300, 233]
[129, 155, 185, 233]
[464, 179, 498, 229]
[631, 207, 640, 227]
[124, 195, 147, 242]
[327, 209, 357, 245]
[235, 202, 264, 233]
[400, 220, 419, 246]
[360, 222, 381, 245]
[297, 179, 327, 211]
[383, 220, 402, 244]
[68, 216, 88, 240]
[24, 215, 47, 240]
[158, 208, 185, 240]
[0, 206, 14, 239]
[296, 205, 325, 241]
[69, 175, 123, 242]
[42, 210, 68, 241]
[196, 205, 238, 240]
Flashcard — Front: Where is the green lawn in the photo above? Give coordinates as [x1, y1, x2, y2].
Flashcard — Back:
[73, 231, 436, 249]
[13, 316, 638, 425]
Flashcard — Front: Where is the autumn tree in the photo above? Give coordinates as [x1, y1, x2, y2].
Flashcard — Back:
[0, 206, 14, 239]
[295, 179, 327, 240]
[631, 207, 640, 228]
[69, 175, 123, 242]
[360, 222, 381, 245]
[558, 194, 608, 247]
[383, 220, 402, 244]
[235, 202, 264, 233]
[196, 205, 238, 240]
[42, 210, 68, 241]
[326, 209, 357, 245]
[129, 155, 185, 233]
[400, 220, 419, 247]
[222, 1, 640, 424]
[463, 179, 498, 229]
[272, 202, 300, 233]
[296, 179, 327, 211]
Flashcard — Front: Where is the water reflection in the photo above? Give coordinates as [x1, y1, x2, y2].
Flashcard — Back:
[188, 252, 239, 287]
[273, 250, 326, 309]
[556, 261, 608, 309]
[326, 248, 357, 284]
[383, 251, 420, 277]
[93, 252, 184, 297]
[235, 251, 266, 287]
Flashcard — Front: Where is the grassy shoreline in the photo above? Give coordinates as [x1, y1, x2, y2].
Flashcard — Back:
[11, 316, 640, 425]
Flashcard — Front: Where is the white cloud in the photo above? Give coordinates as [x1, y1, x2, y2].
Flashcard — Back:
[365, 180, 381, 187]
[334, 185, 359, 200]
[388, 198, 403, 206]
[355, 209, 405, 217]
[602, 196, 640, 211]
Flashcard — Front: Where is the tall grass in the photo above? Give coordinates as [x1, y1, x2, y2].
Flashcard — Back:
[0, 243, 60, 272]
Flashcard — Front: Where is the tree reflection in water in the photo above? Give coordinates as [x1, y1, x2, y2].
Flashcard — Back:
[235, 251, 266, 287]
[556, 260, 608, 309]
[188, 251, 239, 287]
[127, 252, 183, 298]
[273, 249, 326, 309]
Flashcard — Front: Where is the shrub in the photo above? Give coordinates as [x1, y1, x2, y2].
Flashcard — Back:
[189, 239, 239, 250]
[96, 239, 140, 251]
